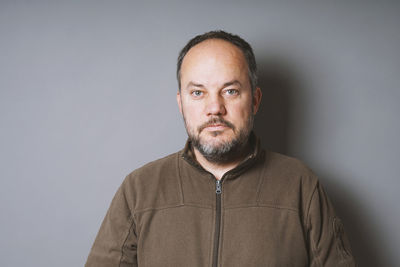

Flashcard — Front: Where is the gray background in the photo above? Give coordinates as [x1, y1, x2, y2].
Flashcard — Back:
[1, 1, 399, 266]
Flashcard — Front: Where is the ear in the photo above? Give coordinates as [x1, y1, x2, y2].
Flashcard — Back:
[176, 90, 183, 114]
[252, 87, 262, 115]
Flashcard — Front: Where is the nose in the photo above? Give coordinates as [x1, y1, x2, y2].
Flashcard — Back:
[206, 94, 226, 116]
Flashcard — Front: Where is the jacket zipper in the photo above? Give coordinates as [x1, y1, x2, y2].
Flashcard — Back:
[212, 179, 222, 267]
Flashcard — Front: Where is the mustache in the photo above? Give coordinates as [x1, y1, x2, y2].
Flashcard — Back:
[198, 117, 235, 133]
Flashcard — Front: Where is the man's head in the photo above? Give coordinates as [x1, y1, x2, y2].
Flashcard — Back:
[177, 31, 258, 93]
[176, 31, 262, 163]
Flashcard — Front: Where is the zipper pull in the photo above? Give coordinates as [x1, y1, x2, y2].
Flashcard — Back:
[216, 180, 222, 194]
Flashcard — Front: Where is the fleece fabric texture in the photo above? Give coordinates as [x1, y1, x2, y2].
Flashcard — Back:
[86, 135, 355, 267]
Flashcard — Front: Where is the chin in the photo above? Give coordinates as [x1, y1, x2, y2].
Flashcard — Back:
[200, 133, 232, 147]
[202, 130, 228, 139]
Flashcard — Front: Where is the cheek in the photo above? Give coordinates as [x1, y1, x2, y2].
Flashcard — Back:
[185, 107, 199, 120]
[182, 106, 202, 128]
[183, 100, 203, 118]
[231, 102, 252, 119]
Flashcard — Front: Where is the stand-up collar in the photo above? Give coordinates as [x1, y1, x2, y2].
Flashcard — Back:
[180, 131, 263, 179]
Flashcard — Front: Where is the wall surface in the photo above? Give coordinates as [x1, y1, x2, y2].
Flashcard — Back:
[1, 1, 399, 266]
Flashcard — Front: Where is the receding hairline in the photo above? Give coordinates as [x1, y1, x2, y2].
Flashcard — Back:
[179, 39, 251, 89]
[177, 30, 258, 93]
[182, 38, 247, 62]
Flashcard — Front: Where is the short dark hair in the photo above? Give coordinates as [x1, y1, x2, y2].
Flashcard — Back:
[177, 30, 258, 92]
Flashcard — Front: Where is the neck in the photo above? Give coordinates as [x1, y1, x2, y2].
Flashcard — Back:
[193, 143, 251, 180]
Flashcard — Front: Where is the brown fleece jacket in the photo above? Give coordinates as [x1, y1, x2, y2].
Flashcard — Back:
[86, 135, 355, 267]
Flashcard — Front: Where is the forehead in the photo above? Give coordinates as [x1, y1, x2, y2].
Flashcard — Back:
[180, 39, 249, 87]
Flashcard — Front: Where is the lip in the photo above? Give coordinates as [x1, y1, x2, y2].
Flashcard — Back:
[205, 124, 228, 131]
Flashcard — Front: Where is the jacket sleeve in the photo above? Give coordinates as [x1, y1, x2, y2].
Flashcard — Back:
[85, 178, 138, 267]
[306, 181, 356, 267]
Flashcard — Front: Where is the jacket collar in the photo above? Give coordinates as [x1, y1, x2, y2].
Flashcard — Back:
[180, 131, 263, 179]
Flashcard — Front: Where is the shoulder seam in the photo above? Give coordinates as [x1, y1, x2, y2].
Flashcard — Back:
[176, 153, 185, 204]
[255, 152, 267, 205]
[305, 181, 323, 267]
[304, 180, 318, 226]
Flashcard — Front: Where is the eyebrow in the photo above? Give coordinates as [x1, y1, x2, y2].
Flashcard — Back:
[185, 80, 242, 90]
[186, 82, 205, 89]
[222, 80, 242, 88]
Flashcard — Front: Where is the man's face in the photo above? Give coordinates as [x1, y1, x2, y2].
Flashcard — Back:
[177, 39, 261, 163]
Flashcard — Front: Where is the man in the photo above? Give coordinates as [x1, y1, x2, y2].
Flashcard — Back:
[86, 31, 355, 267]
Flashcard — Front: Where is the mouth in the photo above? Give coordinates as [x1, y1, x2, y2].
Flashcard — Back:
[198, 117, 235, 133]
[204, 124, 228, 131]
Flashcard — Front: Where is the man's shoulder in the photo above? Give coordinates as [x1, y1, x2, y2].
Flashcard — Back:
[118, 151, 183, 211]
[257, 149, 320, 210]
[124, 151, 182, 184]
[263, 150, 316, 177]
[258, 149, 319, 189]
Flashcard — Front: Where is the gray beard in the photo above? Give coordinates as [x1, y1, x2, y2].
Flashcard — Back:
[191, 128, 250, 163]
[185, 115, 254, 164]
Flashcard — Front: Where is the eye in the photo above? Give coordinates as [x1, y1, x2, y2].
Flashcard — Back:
[191, 90, 203, 97]
[225, 89, 239, 96]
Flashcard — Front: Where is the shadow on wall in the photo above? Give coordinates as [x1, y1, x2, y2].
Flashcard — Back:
[254, 57, 390, 267]
[254, 57, 294, 155]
